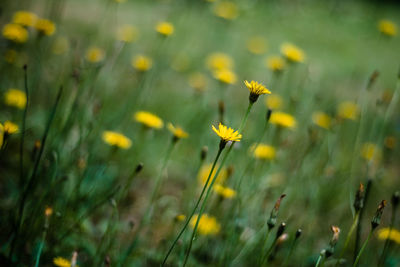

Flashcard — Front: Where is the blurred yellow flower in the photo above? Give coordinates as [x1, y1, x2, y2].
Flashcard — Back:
[188, 72, 207, 92]
[168, 123, 189, 139]
[45, 207, 53, 216]
[35, 18, 56, 36]
[116, 24, 138, 43]
[53, 257, 72, 267]
[2, 23, 28, 43]
[206, 53, 233, 71]
[134, 111, 163, 129]
[214, 184, 236, 199]
[361, 142, 381, 162]
[281, 43, 305, 63]
[247, 36, 267, 55]
[85, 47, 105, 63]
[156, 22, 174, 36]
[190, 214, 221, 235]
[213, 1, 238, 20]
[198, 163, 228, 185]
[270, 111, 297, 128]
[132, 55, 153, 72]
[244, 80, 271, 96]
[337, 101, 359, 120]
[378, 20, 397, 37]
[175, 214, 186, 222]
[266, 56, 285, 72]
[4, 49, 17, 63]
[252, 144, 276, 160]
[52, 37, 70, 55]
[102, 131, 132, 149]
[4, 89, 27, 109]
[377, 228, 400, 244]
[114, 0, 126, 3]
[265, 94, 283, 109]
[3, 121, 19, 134]
[384, 136, 396, 149]
[212, 123, 242, 142]
[213, 69, 237, 84]
[13, 11, 38, 27]
[312, 111, 332, 130]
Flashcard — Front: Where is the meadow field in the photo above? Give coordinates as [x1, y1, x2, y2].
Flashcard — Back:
[0, 0, 400, 266]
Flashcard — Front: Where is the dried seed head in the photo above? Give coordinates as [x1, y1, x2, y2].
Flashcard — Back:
[353, 183, 365, 212]
[267, 194, 286, 229]
[392, 191, 400, 207]
[135, 163, 144, 173]
[276, 222, 286, 238]
[295, 229, 302, 239]
[371, 200, 387, 229]
[200, 146, 208, 161]
[266, 109, 272, 123]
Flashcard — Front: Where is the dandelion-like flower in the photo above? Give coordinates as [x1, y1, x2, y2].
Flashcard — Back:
[13, 11, 38, 27]
[244, 80, 271, 103]
[198, 163, 228, 186]
[378, 20, 397, 37]
[134, 111, 163, 129]
[53, 257, 72, 267]
[116, 24, 138, 43]
[213, 69, 237, 84]
[269, 111, 297, 129]
[2, 23, 28, 43]
[213, 1, 239, 20]
[246, 36, 267, 55]
[155, 22, 174, 36]
[252, 144, 276, 160]
[337, 101, 359, 120]
[212, 123, 242, 144]
[206, 52, 233, 71]
[266, 56, 285, 72]
[3, 121, 19, 134]
[214, 184, 236, 199]
[132, 55, 153, 72]
[361, 142, 381, 162]
[280, 43, 305, 63]
[377, 228, 400, 244]
[102, 131, 132, 149]
[168, 123, 188, 140]
[175, 214, 186, 222]
[266, 94, 283, 110]
[85, 47, 105, 63]
[35, 18, 56, 36]
[312, 111, 332, 130]
[190, 214, 221, 235]
[4, 89, 27, 109]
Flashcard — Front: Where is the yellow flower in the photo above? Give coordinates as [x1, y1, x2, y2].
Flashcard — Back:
[3, 121, 19, 134]
[266, 56, 285, 72]
[4, 89, 27, 109]
[246, 36, 267, 55]
[213, 69, 237, 84]
[134, 111, 163, 129]
[244, 80, 271, 96]
[114, 0, 126, 3]
[85, 47, 105, 63]
[188, 72, 207, 92]
[206, 53, 234, 71]
[53, 257, 71, 267]
[198, 163, 228, 186]
[252, 144, 276, 160]
[265, 94, 283, 110]
[270, 111, 297, 128]
[155, 22, 174, 36]
[378, 20, 397, 37]
[168, 123, 189, 139]
[312, 111, 332, 130]
[213, 1, 239, 20]
[190, 214, 221, 235]
[116, 24, 138, 43]
[214, 184, 236, 199]
[132, 55, 153, 72]
[212, 123, 242, 142]
[280, 43, 305, 63]
[45, 207, 53, 216]
[4, 49, 17, 63]
[377, 228, 400, 244]
[13, 11, 38, 27]
[361, 142, 381, 162]
[337, 101, 359, 120]
[2, 23, 28, 43]
[52, 37, 69, 55]
[102, 131, 132, 149]
[35, 18, 56, 36]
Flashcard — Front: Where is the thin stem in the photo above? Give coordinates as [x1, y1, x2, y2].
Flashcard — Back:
[378, 204, 397, 266]
[335, 212, 359, 266]
[259, 228, 272, 265]
[315, 253, 324, 267]
[353, 229, 373, 267]
[283, 237, 299, 267]
[34, 216, 50, 267]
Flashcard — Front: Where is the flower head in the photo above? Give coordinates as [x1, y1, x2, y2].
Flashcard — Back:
[2, 23, 28, 43]
[213, 69, 237, 84]
[244, 80, 271, 103]
[168, 123, 189, 139]
[214, 184, 236, 199]
[206, 52, 233, 71]
[188, 72, 207, 92]
[132, 55, 153, 72]
[116, 24, 138, 43]
[134, 111, 163, 129]
[312, 111, 332, 130]
[102, 131, 132, 149]
[53, 257, 72, 267]
[190, 214, 221, 235]
[212, 123, 242, 143]
[4, 89, 27, 109]
[361, 142, 381, 162]
[52, 37, 70, 55]
[252, 144, 276, 160]
[377, 228, 400, 244]
[85, 47, 105, 63]
[266, 56, 285, 72]
[3, 121, 19, 134]
[246, 36, 267, 55]
[13, 11, 38, 27]
[198, 163, 228, 186]
[280, 43, 305, 63]
[378, 20, 397, 37]
[35, 18, 56, 36]
[265, 94, 283, 110]
[155, 22, 174, 36]
[270, 111, 297, 129]
[337, 101, 359, 120]
[213, 1, 239, 20]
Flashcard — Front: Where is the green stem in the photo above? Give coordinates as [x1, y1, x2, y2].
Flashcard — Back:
[335, 212, 359, 266]
[315, 252, 324, 267]
[283, 237, 298, 267]
[259, 228, 272, 265]
[378, 205, 397, 266]
[34, 216, 49, 267]
[353, 229, 373, 267]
